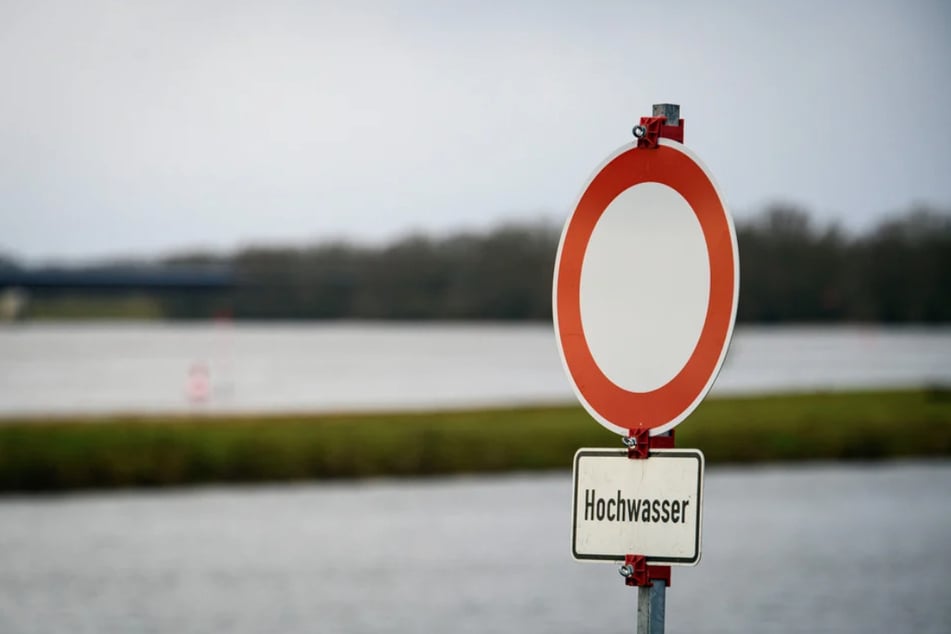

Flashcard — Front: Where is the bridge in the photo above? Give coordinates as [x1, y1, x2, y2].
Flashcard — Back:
[0, 268, 236, 292]
[0, 267, 236, 320]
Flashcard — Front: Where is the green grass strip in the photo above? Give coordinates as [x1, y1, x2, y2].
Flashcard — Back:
[0, 389, 949, 493]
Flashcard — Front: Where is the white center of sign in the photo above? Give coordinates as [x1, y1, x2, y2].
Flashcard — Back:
[579, 182, 710, 392]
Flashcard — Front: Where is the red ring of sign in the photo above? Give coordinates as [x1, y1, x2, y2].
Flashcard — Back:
[555, 142, 737, 433]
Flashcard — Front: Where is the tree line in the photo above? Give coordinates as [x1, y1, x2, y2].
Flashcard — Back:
[735, 205, 949, 322]
[4, 205, 949, 323]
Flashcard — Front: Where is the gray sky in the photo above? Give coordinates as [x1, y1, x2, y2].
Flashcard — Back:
[1, 0, 949, 262]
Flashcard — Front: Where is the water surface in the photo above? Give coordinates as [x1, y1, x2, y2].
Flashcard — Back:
[0, 461, 948, 633]
[1, 323, 949, 417]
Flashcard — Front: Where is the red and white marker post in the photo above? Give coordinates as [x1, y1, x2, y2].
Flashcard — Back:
[556, 104, 738, 633]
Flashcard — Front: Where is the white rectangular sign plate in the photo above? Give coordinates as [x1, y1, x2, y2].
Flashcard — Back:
[571, 448, 704, 565]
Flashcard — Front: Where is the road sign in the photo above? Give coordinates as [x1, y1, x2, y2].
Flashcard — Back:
[553, 138, 738, 436]
[571, 448, 704, 565]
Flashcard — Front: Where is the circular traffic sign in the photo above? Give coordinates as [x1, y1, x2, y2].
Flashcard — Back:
[553, 138, 738, 436]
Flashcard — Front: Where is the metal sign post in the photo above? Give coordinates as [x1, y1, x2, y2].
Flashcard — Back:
[555, 103, 738, 634]
[637, 580, 666, 634]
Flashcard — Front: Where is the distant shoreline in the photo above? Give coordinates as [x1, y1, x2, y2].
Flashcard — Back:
[0, 389, 949, 494]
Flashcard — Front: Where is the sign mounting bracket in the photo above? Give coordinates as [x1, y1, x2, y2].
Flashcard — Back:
[623, 429, 676, 459]
[620, 554, 672, 588]
[632, 103, 685, 148]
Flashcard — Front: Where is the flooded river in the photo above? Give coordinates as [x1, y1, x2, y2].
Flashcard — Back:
[0, 461, 948, 633]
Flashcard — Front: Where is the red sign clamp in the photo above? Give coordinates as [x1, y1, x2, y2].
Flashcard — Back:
[633, 103, 684, 148]
[624, 429, 675, 459]
[620, 554, 672, 588]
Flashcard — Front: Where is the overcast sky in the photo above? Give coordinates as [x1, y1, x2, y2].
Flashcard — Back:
[1, 0, 949, 262]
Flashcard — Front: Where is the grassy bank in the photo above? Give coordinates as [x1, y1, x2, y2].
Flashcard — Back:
[1, 389, 949, 493]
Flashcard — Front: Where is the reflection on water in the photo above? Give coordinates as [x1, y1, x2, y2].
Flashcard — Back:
[1, 323, 950, 417]
[0, 461, 949, 633]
